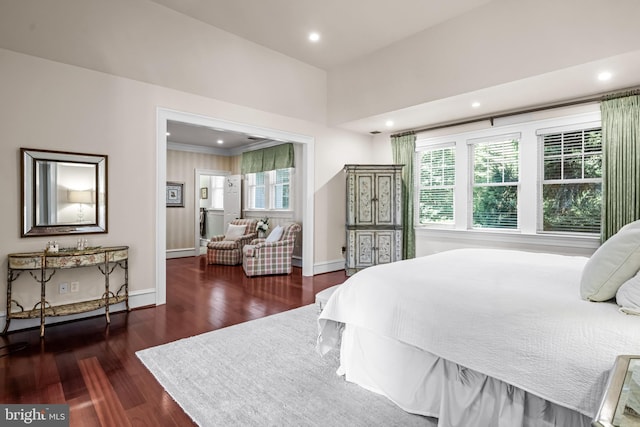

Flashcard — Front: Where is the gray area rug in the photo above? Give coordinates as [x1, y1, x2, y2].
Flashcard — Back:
[136, 304, 435, 426]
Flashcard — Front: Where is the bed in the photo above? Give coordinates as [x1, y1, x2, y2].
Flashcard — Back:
[317, 223, 640, 427]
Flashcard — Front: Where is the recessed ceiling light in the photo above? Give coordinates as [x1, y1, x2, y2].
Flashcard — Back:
[217, 139, 224, 144]
[309, 32, 320, 42]
[385, 120, 394, 127]
[471, 101, 481, 108]
[598, 71, 612, 81]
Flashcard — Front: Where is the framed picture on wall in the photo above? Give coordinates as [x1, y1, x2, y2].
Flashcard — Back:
[166, 182, 184, 207]
[200, 187, 208, 200]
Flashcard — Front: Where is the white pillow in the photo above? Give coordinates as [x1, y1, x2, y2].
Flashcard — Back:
[580, 219, 640, 301]
[265, 225, 284, 243]
[616, 271, 640, 315]
[224, 224, 246, 241]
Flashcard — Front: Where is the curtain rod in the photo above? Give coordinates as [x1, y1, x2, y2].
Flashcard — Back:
[390, 86, 640, 138]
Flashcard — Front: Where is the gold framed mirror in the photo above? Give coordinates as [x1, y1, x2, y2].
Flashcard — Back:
[21, 148, 108, 237]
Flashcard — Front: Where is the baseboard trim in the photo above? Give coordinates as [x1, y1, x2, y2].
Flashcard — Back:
[292, 255, 302, 268]
[313, 259, 344, 275]
[0, 288, 157, 334]
[166, 248, 197, 259]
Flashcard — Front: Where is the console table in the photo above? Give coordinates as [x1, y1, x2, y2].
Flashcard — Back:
[3, 246, 129, 337]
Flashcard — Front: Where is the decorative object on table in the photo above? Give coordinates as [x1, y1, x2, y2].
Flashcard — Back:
[242, 223, 301, 277]
[206, 218, 259, 265]
[256, 217, 270, 238]
[166, 182, 184, 207]
[77, 238, 88, 250]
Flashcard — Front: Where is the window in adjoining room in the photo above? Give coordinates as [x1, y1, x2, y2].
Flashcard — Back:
[470, 134, 520, 230]
[209, 176, 225, 209]
[539, 127, 602, 234]
[417, 145, 455, 225]
[246, 168, 292, 210]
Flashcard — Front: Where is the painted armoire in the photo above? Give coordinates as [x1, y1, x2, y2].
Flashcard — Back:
[344, 164, 403, 276]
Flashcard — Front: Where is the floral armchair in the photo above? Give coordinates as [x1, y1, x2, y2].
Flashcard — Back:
[242, 223, 301, 276]
[207, 218, 258, 265]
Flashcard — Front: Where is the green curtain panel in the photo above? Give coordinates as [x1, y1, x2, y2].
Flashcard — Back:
[241, 149, 263, 174]
[601, 93, 640, 241]
[391, 133, 416, 259]
[241, 143, 295, 174]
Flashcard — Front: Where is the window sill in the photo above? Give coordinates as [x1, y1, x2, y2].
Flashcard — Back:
[243, 209, 294, 218]
[415, 227, 600, 250]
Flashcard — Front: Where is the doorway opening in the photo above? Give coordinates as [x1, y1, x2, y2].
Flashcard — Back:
[195, 169, 233, 255]
[155, 108, 315, 305]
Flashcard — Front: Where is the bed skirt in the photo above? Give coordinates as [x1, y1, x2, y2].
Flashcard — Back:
[338, 325, 592, 427]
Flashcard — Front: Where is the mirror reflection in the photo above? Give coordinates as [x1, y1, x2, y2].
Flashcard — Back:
[22, 148, 107, 237]
[35, 161, 97, 226]
[613, 359, 640, 426]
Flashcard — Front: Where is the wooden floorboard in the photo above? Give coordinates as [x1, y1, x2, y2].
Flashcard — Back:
[78, 357, 131, 427]
[0, 256, 346, 426]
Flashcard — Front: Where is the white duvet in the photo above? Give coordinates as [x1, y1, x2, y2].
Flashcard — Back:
[317, 249, 640, 417]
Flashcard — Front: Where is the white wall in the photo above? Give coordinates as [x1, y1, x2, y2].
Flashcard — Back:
[0, 48, 371, 331]
[0, 0, 327, 124]
[328, 0, 640, 125]
[370, 105, 602, 258]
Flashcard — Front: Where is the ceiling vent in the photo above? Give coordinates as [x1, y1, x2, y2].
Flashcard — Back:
[370, 131, 381, 135]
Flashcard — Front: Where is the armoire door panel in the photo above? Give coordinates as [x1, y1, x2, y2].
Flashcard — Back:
[355, 231, 375, 268]
[375, 174, 394, 225]
[355, 174, 374, 225]
[375, 232, 393, 264]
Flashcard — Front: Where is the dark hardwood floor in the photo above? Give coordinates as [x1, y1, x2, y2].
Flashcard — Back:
[0, 255, 346, 426]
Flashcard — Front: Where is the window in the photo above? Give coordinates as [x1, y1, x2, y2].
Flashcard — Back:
[415, 109, 602, 242]
[471, 135, 520, 229]
[246, 168, 292, 210]
[417, 145, 455, 224]
[273, 168, 290, 209]
[247, 172, 266, 209]
[209, 176, 225, 209]
[540, 127, 602, 233]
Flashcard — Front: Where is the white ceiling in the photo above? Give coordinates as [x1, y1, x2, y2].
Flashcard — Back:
[156, 0, 497, 146]
[149, 0, 494, 70]
[167, 121, 266, 151]
[154, 0, 640, 144]
[341, 50, 640, 135]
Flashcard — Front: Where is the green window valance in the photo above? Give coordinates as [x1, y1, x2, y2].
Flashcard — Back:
[241, 143, 295, 174]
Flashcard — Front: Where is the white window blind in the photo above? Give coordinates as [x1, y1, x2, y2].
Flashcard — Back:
[418, 145, 455, 224]
[540, 127, 602, 233]
[247, 172, 266, 209]
[471, 136, 520, 229]
[273, 168, 290, 209]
